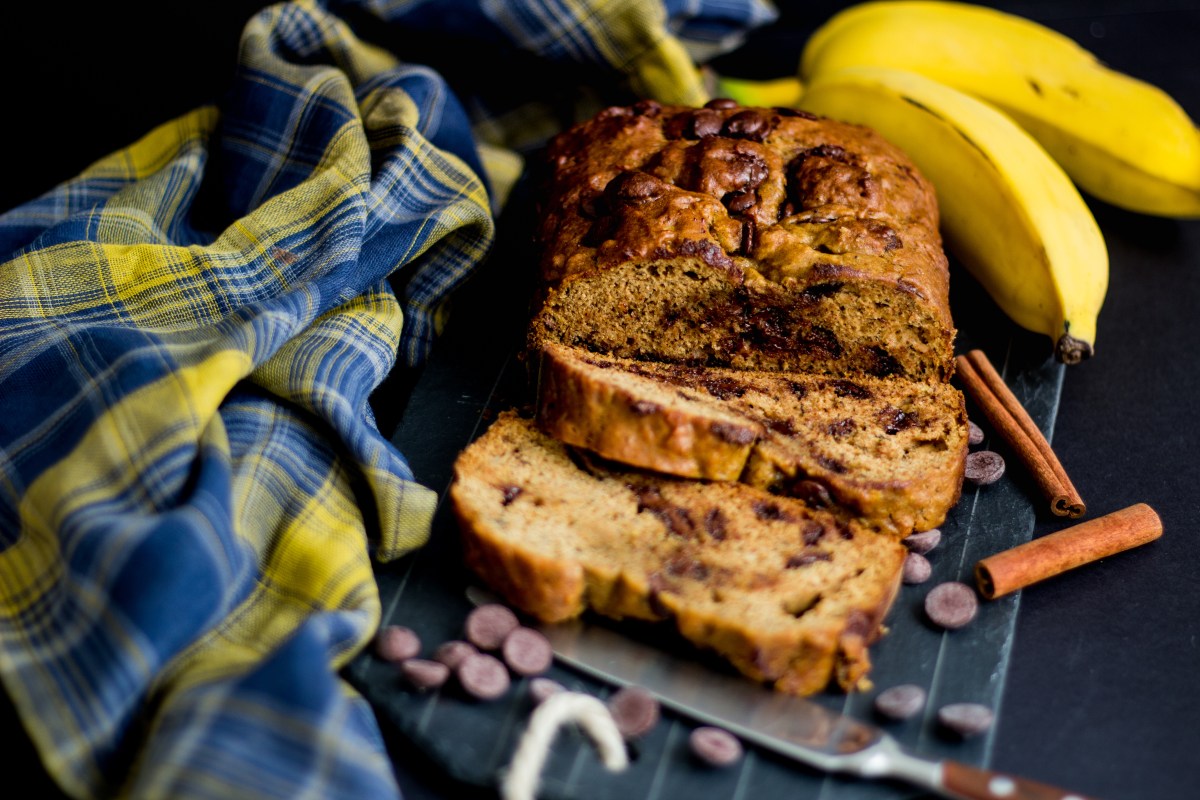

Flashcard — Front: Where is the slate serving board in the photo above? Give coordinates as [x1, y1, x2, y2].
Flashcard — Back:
[346, 174, 1071, 800]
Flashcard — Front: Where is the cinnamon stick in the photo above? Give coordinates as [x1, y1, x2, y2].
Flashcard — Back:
[974, 503, 1162, 599]
[955, 349, 1085, 518]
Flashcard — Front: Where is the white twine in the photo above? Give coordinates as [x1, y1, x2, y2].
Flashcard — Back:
[501, 691, 629, 800]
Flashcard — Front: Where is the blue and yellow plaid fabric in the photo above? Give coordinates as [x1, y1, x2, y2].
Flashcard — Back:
[0, 0, 774, 797]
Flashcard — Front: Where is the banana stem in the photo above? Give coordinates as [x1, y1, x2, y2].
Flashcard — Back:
[1055, 333, 1093, 365]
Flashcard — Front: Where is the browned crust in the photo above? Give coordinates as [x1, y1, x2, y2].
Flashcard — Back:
[535, 342, 761, 481]
[534, 342, 969, 537]
[535, 102, 954, 336]
[448, 412, 910, 697]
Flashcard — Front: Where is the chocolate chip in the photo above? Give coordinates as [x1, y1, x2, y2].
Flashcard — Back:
[705, 97, 739, 109]
[724, 189, 756, 214]
[689, 726, 744, 767]
[773, 106, 817, 119]
[722, 109, 775, 141]
[709, 421, 756, 445]
[968, 420, 985, 446]
[902, 552, 932, 584]
[401, 658, 450, 691]
[501, 627, 554, 676]
[937, 703, 995, 737]
[791, 479, 833, 508]
[432, 639, 478, 670]
[456, 652, 511, 700]
[827, 418, 856, 437]
[465, 603, 520, 650]
[798, 143, 847, 162]
[605, 170, 664, 206]
[801, 521, 825, 545]
[903, 529, 942, 555]
[632, 99, 662, 117]
[924, 582, 979, 630]
[375, 625, 421, 663]
[704, 508, 728, 541]
[786, 550, 831, 568]
[828, 379, 872, 399]
[753, 500, 790, 522]
[528, 677, 565, 705]
[964, 450, 1005, 485]
[607, 685, 660, 738]
[873, 684, 927, 720]
[686, 108, 723, 139]
[879, 407, 912, 435]
[740, 217, 758, 256]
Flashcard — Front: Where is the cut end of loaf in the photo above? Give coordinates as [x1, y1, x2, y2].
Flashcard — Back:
[529, 257, 955, 383]
[449, 411, 907, 696]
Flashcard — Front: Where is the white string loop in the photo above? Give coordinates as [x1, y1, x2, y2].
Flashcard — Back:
[501, 691, 629, 800]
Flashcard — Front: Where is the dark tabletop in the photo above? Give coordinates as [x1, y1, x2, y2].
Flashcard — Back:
[3, 3, 1198, 800]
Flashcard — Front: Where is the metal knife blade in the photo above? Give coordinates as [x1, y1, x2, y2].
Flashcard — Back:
[466, 586, 1093, 800]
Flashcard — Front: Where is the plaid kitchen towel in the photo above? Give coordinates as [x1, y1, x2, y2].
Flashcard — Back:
[0, 0, 774, 798]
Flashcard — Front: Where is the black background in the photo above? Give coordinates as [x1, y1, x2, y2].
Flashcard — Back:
[2, 2, 1197, 799]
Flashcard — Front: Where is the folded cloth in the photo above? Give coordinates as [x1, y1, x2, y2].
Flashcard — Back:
[0, 0, 774, 797]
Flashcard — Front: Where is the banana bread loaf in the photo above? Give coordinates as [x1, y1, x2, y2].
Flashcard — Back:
[527, 99, 956, 382]
[449, 411, 907, 696]
[534, 341, 967, 537]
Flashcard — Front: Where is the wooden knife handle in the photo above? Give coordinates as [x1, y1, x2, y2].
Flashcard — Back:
[941, 760, 1097, 800]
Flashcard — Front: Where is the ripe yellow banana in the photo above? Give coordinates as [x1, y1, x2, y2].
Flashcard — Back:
[713, 75, 805, 108]
[798, 66, 1108, 363]
[799, 1, 1200, 218]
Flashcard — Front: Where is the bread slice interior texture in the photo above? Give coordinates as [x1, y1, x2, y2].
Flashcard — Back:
[535, 342, 967, 537]
[449, 411, 907, 696]
[528, 254, 955, 383]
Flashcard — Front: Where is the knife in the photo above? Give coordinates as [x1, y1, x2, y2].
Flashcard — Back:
[467, 586, 1093, 800]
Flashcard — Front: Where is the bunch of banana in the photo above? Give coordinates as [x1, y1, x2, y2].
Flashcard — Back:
[800, 1, 1200, 218]
[791, 1, 1200, 363]
[798, 66, 1108, 364]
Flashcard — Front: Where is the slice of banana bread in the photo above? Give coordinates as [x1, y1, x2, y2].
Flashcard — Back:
[534, 342, 968, 537]
[527, 100, 956, 382]
[448, 411, 907, 696]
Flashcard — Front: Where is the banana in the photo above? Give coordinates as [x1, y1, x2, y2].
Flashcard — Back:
[713, 75, 805, 108]
[797, 66, 1108, 363]
[799, 1, 1200, 218]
